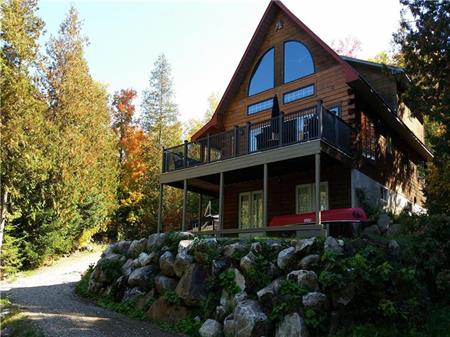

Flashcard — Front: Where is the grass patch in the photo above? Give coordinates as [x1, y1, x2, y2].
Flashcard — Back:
[0, 297, 44, 337]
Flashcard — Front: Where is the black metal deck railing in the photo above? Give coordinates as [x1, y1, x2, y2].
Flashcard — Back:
[162, 104, 352, 173]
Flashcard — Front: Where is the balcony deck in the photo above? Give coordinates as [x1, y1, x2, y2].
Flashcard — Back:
[162, 104, 353, 179]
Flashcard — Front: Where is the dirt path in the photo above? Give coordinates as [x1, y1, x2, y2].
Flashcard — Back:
[0, 251, 180, 337]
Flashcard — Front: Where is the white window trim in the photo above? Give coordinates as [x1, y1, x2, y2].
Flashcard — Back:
[295, 182, 329, 214]
[238, 190, 263, 229]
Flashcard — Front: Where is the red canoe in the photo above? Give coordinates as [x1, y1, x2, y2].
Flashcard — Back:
[269, 208, 368, 227]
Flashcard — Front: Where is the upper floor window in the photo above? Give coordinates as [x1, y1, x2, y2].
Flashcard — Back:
[284, 41, 314, 83]
[248, 48, 274, 96]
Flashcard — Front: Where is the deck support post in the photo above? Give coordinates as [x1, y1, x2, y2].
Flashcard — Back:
[315, 152, 323, 235]
[182, 179, 188, 231]
[198, 194, 203, 231]
[263, 163, 269, 227]
[157, 184, 164, 233]
[219, 172, 224, 233]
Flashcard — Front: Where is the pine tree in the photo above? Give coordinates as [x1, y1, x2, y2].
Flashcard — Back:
[394, 0, 450, 214]
[0, 0, 49, 273]
[141, 54, 179, 147]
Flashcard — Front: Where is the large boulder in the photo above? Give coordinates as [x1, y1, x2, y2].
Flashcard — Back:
[212, 258, 231, 276]
[277, 247, 297, 270]
[138, 252, 153, 266]
[121, 259, 135, 277]
[173, 253, 194, 277]
[127, 238, 147, 258]
[222, 242, 248, 259]
[275, 312, 309, 337]
[240, 252, 257, 273]
[220, 268, 246, 310]
[377, 213, 391, 233]
[223, 314, 235, 337]
[159, 251, 175, 277]
[135, 290, 155, 311]
[116, 240, 131, 255]
[146, 233, 166, 252]
[302, 292, 328, 311]
[193, 238, 219, 264]
[128, 265, 158, 289]
[331, 285, 355, 307]
[122, 287, 145, 303]
[299, 254, 320, 270]
[147, 297, 188, 323]
[287, 270, 319, 292]
[154, 275, 178, 295]
[178, 239, 194, 255]
[363, 225, 381, 237]
[199, 319, 223, 337]
[176, 263, 211, 306]
[387, 240, 400, 257]
[323, 237, 343, 255]
[295, 238, 316, 256]
[256, 278, 283, 310]
[233, 299, 268, 337]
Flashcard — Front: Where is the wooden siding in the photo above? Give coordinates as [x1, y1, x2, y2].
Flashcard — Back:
[220, 10, 355, 131]
[223, 163, 351, 230]
[356, 98, 426, 207]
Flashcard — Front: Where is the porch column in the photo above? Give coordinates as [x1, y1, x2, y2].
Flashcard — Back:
[263, 163, 269, 227]
[219, 172, 224, 232]
[198, 193, 203, 231]
[182, 179, 188, 231]
[315, 153, 323, 232]
[157, 184, 164, 233]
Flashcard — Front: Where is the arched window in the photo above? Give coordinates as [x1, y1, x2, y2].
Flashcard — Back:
[284, 41, 314, 83]
[248, 48, 274, 96]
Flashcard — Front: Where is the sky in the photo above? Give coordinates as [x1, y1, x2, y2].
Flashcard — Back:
[38, 0, 402, 124]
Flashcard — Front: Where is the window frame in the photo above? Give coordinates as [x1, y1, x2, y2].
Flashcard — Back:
[247, 97, 274, 115]
[247, 47, 275, 97]
[283, 84, 315, 104]
[295, 182, 329, 214]
[238, 190, 263, 229]
[283, 40, 316, 84]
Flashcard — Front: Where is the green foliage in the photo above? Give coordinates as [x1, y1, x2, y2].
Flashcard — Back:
[163, 290, 181, 306]
[98, 258, 122, 283]
[158, 315, 202, 337]
[269, 279, 307, 323]
[217, 270, 240, 296]
[242, 243, 278, 296]
[75, 264, 94, 298]
[303, 308, 327, 330]
[394, 0, 450, 215]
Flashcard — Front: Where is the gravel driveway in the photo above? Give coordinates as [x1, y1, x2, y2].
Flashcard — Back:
[0, 251, 180, 337]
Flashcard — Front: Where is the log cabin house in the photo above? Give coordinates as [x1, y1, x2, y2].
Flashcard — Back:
[157, 0, 433, 236]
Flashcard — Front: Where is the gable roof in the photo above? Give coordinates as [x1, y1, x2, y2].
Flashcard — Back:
[191, 0, 360, 141]
[190, 0, 432, 161]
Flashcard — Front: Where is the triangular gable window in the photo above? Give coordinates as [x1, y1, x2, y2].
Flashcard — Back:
[248, 48, 275, 96]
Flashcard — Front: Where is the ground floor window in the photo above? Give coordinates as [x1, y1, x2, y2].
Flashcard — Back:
[296, 182, 329, 213]
[239, 190, 263, 229]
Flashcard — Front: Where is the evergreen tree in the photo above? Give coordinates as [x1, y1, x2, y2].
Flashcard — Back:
[141, 54, 179, 147]
[0, 0, 49, 273]
[394, 0, 450, 214]
[43, 6, 118, 255]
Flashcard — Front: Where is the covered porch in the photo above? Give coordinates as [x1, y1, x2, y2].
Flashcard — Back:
[158, 146, 353, 237]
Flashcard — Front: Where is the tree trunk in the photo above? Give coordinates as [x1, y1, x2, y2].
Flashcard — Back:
[0, 190, 8, 251]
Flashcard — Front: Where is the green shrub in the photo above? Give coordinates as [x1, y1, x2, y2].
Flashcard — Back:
[163, 290, 181, 305]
